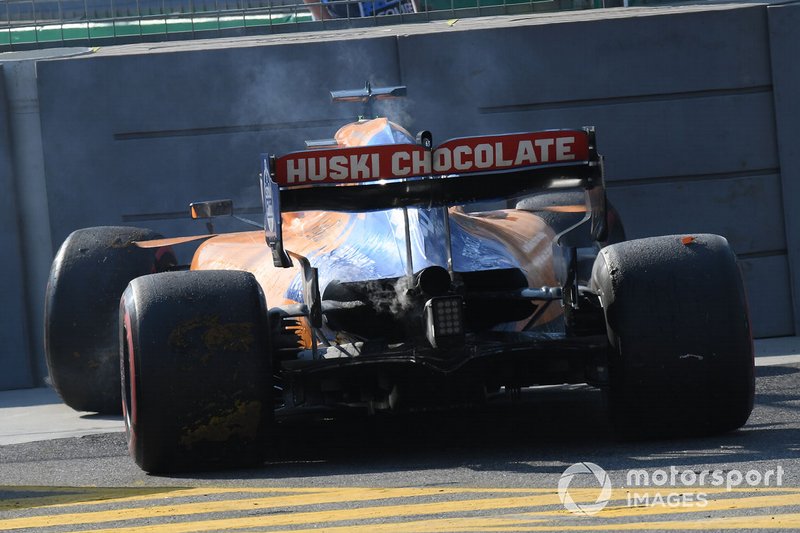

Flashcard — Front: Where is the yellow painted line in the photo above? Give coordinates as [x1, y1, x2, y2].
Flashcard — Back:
[1, 486, 555, 513]
[5, 485, 554, 511]
[500, 488, 800, 521]
[0, 488, 552, 531]
[0, 487, 177, 512]
[0, 486, 554, 515]
[286, 516, 542, 532]
[68, 511, 800, 533]
[3, 486, 799, 533]
[597, 490, 800, 519]
[42, 486, 323, 509]
[287, 498, 800, 533]
[502, 512, 800, 530]
[281, 510, 800, 533]
[63, 494, 564, 533]
[484, 490, 800, 531]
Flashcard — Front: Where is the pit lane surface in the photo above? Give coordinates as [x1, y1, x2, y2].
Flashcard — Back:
[1, 340, 799, 532]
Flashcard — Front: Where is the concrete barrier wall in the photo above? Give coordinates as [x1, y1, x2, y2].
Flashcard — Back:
[37, 38, 404, 248]
[397, 3, 792, 340]
[0, 65, 33, 389]
[767, 1, 800, 339]
[1, 1, 796, 388]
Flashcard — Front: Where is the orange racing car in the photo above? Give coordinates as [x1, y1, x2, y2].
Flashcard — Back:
[44, 85, 755, 472]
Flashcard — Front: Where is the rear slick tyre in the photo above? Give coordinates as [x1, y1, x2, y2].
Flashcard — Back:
[121, 270, 272, 473]
[44, 226, 171, 414]
[591, 234, 754, 438]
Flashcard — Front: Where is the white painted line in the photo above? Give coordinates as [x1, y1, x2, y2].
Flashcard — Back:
[755, 354, 800, 367]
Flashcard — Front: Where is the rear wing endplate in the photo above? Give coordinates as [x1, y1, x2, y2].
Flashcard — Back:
[261, 128, 604, 267]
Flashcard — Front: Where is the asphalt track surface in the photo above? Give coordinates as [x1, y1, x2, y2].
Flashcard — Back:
[1, 348, 799, 531]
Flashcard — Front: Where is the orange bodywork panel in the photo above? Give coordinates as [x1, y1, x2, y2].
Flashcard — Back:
[334, 118, 413, 148]
[135, 234, 216, 249]
[190, 208, 561, 333]
[190, 211, 353, 308]
[188, 119, 576, 347]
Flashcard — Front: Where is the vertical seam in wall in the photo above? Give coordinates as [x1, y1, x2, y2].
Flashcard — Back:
[393, 34, 404, 90]
[766, 3, 799, 336]
[0, 63, 35, 388]
[4, 58, 56, 386]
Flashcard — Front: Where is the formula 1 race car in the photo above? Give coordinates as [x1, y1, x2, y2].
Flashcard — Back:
[44, 85, 755, 473]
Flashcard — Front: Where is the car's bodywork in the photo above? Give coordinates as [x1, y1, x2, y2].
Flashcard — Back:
[45, 85, 755, 471]
[136, 87, 610, 416]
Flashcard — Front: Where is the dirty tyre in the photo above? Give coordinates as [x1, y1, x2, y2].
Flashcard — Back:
[591, 234, 754, 437]
[121, 270, 272, 473]
[45, 226, 170, 413]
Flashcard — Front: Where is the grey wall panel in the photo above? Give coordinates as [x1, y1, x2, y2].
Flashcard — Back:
[739, 255, 794, 339]
[768, 2, 800, 337]
[462, 92, 778, 183]
[0, 65, 34, 390]
[33, 4, 792, 342]
[4, 52, 88, 388]
[607, 174, 785, 257]
[398, 5, 771, 111]
[394, 4, 787, 338]
[0, 0, 782, 392]
[37, 37, 403, 249]
[398, 15, 777, 180]
[397, 4, 771, 150]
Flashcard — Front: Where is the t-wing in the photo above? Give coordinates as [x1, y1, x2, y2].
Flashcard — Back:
[261, 128, 606, 268]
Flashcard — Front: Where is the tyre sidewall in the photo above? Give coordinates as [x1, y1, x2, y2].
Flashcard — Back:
[592, 234, 754, 436]
[122, 271, 272, 473]
[45, 226, 167, 413]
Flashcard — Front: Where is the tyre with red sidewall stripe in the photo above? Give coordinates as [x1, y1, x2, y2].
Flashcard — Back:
[591, 234, 754, 437]
[44, 226, 174, 414]
[120, 270, 272, 473]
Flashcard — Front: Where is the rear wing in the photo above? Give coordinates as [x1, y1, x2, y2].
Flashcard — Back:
[261, 128, 605, 267]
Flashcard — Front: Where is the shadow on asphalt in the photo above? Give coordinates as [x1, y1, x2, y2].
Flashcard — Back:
[79, 413, 124, 421]
[164, 374, 800, 481]
[4, 364, 799, 485]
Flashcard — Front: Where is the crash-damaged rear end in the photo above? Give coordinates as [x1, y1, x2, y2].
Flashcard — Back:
[261, 128, 612, 417]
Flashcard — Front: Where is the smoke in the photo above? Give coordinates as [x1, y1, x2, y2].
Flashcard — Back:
[359, 275, 415, 317]
[373, 94, 416, 132]
[391, 275, 414, 314]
